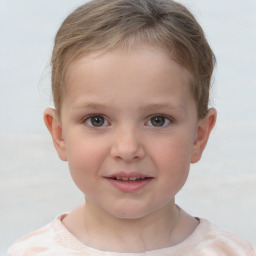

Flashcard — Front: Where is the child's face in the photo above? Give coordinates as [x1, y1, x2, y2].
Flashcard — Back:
[50, 45, 212, 219]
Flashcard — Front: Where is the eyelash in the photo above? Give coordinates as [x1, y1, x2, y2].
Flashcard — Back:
[146, 115, 172, 127]
[83, 114, 110, 127]
[83, 114, 173, 128]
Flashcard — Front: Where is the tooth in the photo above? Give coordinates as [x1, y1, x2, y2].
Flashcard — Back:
[121, 177, 129, 181]
[116, 177, 121, 180]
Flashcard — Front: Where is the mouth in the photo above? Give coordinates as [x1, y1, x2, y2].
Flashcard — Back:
[110, 176, 149, 182]
[105, 173, 153, 192]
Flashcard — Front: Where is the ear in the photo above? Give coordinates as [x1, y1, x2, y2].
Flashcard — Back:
[44, 108, 67, 161]
[191, 108, 217, 163]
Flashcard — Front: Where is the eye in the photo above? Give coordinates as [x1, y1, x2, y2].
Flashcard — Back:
[85, 115, 109, 127]
[147, 115, 171, 127]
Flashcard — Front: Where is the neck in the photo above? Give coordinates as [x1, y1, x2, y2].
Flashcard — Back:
[80, 198, 180, 252]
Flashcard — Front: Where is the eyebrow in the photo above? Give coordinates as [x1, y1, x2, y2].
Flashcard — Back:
[140, 103, 186, 112]
[71, 102, 113, 111]
[72, 102, 185, 113]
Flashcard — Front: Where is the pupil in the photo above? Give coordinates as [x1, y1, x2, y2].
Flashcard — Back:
[152, 116, 164, 126]
[91, 116, 104, 126]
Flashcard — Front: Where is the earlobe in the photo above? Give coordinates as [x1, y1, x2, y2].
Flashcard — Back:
[191, 108, 217, 163]
[44, 108, 67, 161]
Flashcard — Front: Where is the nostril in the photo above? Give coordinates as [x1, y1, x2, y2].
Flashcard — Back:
[111, 144, 145, 160]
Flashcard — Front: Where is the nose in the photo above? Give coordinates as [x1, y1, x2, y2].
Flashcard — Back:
[110, 126, 145, 162]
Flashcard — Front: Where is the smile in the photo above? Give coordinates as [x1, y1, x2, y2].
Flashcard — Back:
[105, 173, 153, 192]
[113, 177, 147, 181]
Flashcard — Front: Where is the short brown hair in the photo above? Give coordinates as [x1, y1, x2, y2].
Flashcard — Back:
[51, 0, 215, 118]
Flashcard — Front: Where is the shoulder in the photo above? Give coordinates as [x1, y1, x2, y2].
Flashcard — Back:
[7, 213, 83, 256]
[8, 221, 53, 255]
[190, 218, 255, 256]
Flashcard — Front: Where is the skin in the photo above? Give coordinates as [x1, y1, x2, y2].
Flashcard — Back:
[44, 44, 216, 252]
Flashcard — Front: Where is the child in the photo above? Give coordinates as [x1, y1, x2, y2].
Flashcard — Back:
[9, 0, 255, 255]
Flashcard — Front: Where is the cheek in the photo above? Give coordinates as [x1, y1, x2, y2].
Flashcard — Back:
[64, 136, 108, 190]
[150, 135, 193, 186]
[152, 135, 194, 167]
[66, 134, 106, 166]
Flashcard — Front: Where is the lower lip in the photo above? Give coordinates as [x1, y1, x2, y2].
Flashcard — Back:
[105, 178, 153, 193]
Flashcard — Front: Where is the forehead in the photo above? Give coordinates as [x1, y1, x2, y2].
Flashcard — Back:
[65, 44, 193, 88]
[61, 44, 196, 118]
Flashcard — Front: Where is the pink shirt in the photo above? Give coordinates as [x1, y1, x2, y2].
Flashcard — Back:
[8, 213, 255, 255]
